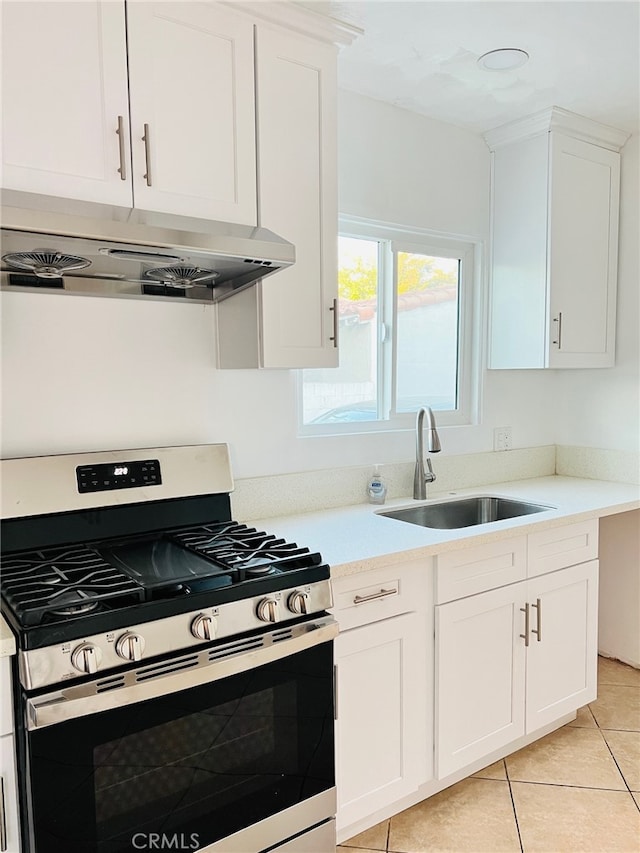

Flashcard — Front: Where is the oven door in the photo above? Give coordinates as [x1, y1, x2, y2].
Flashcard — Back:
[20, 617, 337, 853]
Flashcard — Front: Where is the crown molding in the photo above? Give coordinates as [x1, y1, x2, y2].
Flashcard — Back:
[220, 1, 363, 46]
[484, 106, 630, 152]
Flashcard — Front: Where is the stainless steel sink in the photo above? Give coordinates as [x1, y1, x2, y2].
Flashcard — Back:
[379, 496, 553, 529]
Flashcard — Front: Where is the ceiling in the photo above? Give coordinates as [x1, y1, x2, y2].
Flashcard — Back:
[304, 1, 640, 136]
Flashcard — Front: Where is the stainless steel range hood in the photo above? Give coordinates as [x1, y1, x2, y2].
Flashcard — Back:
[0, 201, 295, 303]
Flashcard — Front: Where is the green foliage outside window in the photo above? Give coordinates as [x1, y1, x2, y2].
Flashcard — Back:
[339, 252, 457, 302]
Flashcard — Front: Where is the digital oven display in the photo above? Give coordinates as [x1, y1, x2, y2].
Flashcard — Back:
[76, 459, 162, 493]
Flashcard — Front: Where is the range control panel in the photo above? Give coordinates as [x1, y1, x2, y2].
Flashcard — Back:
[76, 459, 162, 493]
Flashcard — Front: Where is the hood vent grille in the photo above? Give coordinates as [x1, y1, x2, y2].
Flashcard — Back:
[3, 250, 91, 279]
[0, 203, 295, 304]
[144, 265, 220, 290]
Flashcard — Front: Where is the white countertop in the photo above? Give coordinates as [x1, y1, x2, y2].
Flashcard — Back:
[0, 613, 16, 658]
[247, 475, 640, 577]
[1, 476, 636, 656]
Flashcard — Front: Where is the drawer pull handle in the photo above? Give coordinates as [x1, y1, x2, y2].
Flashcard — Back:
[531, 598, 542, 642]
[520, 602, 530, 647]
[353, 587, 398, 605]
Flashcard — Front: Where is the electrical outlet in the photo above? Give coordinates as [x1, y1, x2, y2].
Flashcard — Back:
[494, 427, 513, 452]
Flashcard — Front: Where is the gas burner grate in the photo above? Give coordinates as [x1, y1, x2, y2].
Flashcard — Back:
[170, 522, 322, 577]
[1, 545, 144, 627]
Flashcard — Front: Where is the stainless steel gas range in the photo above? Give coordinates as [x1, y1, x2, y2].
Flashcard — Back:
[0, 445, 337, 853]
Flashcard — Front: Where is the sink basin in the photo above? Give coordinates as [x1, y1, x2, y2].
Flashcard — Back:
[379, 496, 553, 529]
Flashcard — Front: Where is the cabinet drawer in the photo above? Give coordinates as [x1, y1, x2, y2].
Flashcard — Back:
[527, 520, 598, 578]
[332, 561, 430, 632]
[435, 536, 527, 604]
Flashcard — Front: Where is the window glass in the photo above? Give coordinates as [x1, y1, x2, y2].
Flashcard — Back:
[302, 236, 379, 425]
[301, 220, 476, 431]
[395, 252, 460, 413]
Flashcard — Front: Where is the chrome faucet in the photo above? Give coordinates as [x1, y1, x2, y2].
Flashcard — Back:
[413, 406, 441, 500]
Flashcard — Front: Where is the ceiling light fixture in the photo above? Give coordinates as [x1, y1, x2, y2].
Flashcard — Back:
[478, 48, 529, 71]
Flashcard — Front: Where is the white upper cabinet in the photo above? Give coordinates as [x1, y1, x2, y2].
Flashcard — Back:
[2, 1, 354, 369]
[126, 2, 257, 223]
[1, 0, 132, 206]
[2, 1, 257, 224]
[255, 25, 339, 368]
[485, 107, 629, 369]
[216, 24, 340, 368]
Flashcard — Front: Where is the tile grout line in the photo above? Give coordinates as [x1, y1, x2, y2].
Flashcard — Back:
[590, 692, 640, 804]
[505, 779, 634, 793]
[599, 728, 638, 801]
[505, 760, 525, 853]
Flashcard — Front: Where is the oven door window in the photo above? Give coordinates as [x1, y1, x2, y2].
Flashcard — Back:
[27, 642, 334, 853]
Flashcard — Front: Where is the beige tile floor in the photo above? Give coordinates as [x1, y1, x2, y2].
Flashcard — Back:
[339, 656, 640, 853]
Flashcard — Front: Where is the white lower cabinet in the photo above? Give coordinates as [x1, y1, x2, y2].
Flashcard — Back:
[525, 562, 599, 730]
[436, 560, 598, 778]
[0, 657, 19, 853]
[0, 734, 20, 853]
[332, 562, 432, 834]
[436, 582, 526, 777]
[335, 612, 428, 831]
[332, 520, 600, 840]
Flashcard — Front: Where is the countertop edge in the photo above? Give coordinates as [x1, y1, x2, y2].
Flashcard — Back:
[245, 476, 640, 579]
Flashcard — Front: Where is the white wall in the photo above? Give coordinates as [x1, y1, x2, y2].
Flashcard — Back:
[337, 90, 558, 454]
[3, 91, 633, 480]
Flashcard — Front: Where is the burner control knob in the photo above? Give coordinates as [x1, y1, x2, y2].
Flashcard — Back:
[115, 632, 146, 662]
[191, 614, 216, 641]
[288, 591, 309, 615]
[71, 643, 103, 675]
[256, 597, 279, 623]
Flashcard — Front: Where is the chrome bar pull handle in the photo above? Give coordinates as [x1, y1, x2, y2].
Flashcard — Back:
[116, 115, 127, 181]
[329, 298, 339, 348]
[520, 602, 530, 647]
[142, 123, 152, 186]
[353, 587, 398, 605]
[0, 777, 7, 852]
[552, 312, 562, 348]
[531, 598, 542, 642]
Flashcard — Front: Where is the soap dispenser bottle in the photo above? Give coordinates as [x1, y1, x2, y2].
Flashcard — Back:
[367, 465, 387, 505]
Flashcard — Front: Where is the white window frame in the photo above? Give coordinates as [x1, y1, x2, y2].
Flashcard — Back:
[299, 215, 482, 435]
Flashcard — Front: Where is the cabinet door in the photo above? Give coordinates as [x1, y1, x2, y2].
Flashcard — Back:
[126, 1, 257, 223]
[548, 134, 620, 368]
[525, 560, 598, 731]
[488, 133, 549, 370]
[1, 0, 132, 205]
[436, 583, 526, 779]
[335, 612, 428, 831]
[255, 26, 339, 368]
[0, 734, 20, 853]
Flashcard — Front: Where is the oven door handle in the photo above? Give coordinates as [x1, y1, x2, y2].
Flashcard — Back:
[26, 615, 338, 731]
